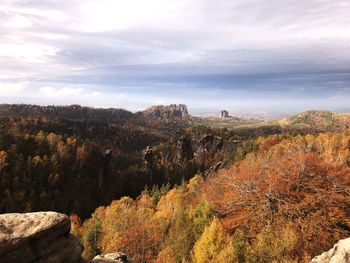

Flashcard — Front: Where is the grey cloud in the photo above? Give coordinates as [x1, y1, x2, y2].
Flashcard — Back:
[1, 0, 350, 112]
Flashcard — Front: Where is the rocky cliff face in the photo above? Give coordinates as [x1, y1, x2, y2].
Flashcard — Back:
[0, 212, 85, 263]
[142, 104, 189, 120]
[0, 211, 137, 263]
[142, 146, 154, 181]
[174, 134, 240, 165]
[175, 136, 194, 163]
[310, 237, 350, 263]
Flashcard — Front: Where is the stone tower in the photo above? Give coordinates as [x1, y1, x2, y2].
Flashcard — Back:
[220, 110, 229, 118]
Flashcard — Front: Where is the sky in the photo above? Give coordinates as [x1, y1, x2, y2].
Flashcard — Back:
[1, 0, 350, 113]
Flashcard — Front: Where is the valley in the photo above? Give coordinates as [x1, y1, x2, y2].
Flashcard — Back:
[0, 103, 349, 262]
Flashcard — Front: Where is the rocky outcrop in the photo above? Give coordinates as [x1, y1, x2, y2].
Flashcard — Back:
[174, 134, 240, 165]
[204, 162, 223, 177]
[142, 146, 154, 180]
[175, 137, 193, 163]
[220, 110, 229, 118]
[0, 212, 84, 263]
[100, 149, 112, 188]
[310, 238, 350, 263]
[92, 252, 136, 263]
[142, 104, 189, 120]
[143, 146, 153, 167]
[172, 104, 188, 116]
[194, 134, 223, 161]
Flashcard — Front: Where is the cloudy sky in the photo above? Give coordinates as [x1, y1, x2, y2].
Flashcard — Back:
[1, 0, 350, 113]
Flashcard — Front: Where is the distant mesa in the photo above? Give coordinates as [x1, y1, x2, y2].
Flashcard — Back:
[142, 104, 189, 120]
[219, 110, 229, 118]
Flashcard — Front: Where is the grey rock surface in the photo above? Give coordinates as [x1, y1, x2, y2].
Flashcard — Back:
[143, 104, 188, 120]
[92, 252, 136, 263]
[0, 211, 85, 263]
[310, 237, 350, 263]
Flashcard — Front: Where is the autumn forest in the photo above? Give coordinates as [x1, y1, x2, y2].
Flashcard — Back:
[0, 104, 349, 263]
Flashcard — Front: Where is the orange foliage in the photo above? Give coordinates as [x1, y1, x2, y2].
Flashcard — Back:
[208, 132, 350, 259]
[116, 220, 162, 262]
[75, 131, 350, 262]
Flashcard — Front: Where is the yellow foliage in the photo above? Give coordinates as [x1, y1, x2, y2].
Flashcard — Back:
[247, 224, 297, 263]
[186, 175, 203, 193]
[154, 248, 176, 263]
[215, 241, 236, 263]
[156, 188, 186, 223]
[192, 218, 227, 263]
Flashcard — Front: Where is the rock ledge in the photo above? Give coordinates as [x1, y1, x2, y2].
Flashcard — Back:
[92, 252, 136, 263]
[310, 237, 350, 263]
[0, 211, 84, 263]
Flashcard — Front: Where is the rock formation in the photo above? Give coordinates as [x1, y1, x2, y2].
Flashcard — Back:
[174, 134, 237, 165]
[175, 136, 193, 163]
[92, 252, 136, 263]
[310, 237, 350, 263]
[204, 162, 223, 177]
[143, 146, 153, 167]
[142, 146, 154, 181]
[170, 104, 188, 116]
[142, 104, 189, 120]
[195, 134, 223, 160]
[220, 110, 229, 118]
[0, 211, 85, 263]
[99, 149, 112, 188]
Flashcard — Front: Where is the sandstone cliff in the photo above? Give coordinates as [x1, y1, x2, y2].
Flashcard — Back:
[0, 212, 85, 263]
[174, 134, 240, 165]
[310, 237, 350, 263]
[142, 104, 188, 120]
[92, 252, 136, 263]
[310, 238, 350, 263]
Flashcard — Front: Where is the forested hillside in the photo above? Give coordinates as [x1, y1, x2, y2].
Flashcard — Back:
[277, 110, 350, 132]
[0, 105, 256, 219]
[73, 131, 350, 263]
[0, 104, 134, 123]
[1, 104, 349, 263]
[0, 116, 167, 218]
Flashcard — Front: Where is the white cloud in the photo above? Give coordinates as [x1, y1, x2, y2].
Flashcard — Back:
[76, 0, 192, 32]
[4, 15, 32, 28]
[33, 33, 68, 40]
[92, 91, 101, 97]
[39, 87, 84, 97]
[0, 81, 29, 96]
[0, 43, 58, 63]
[0, 4, 68, 22]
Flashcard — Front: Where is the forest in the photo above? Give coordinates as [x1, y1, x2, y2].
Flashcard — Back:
[72, 131, 350, 263]
[0, 104, 349, 262]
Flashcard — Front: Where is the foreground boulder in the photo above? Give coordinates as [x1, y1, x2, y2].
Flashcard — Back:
[310, 237, 350, 263]
[0, 211, 84, 263]
[92, 252, 136, 263]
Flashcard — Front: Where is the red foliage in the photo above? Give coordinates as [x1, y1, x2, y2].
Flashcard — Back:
[207, 133, 350, 259]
